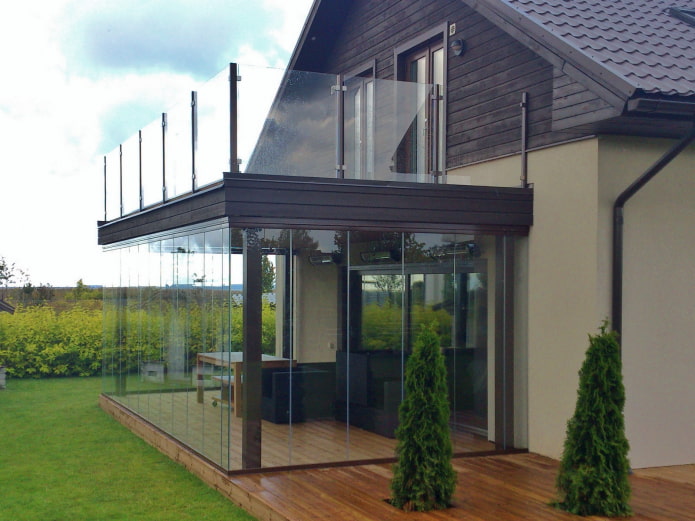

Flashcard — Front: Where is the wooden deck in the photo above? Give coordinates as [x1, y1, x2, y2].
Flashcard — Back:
[230, 454, 695, 521]
[101, 395, 695, 521]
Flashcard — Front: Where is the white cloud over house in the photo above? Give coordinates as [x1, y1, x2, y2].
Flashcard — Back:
[0, 0, 312, 287]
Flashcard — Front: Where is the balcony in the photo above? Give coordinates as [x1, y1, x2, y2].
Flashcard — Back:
[103, 63, 443, 222]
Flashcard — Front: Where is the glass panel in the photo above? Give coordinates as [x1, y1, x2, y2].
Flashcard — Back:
[105, 147, 121, 220]
[141, 117, 163, 209]
[101, 227, 506, 471]
[242, 67, 337, 177]
[164, 98, 192, 200]
[407, 233, 491, 449]
[196, 68, 229, 188]
[291, 229, 343, 466]
[344, 232, 405, 459]
[121, 133, 140, 215]
[236, 65, 284, 172]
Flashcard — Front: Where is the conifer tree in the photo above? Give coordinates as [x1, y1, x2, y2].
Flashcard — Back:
[554, 321, 632, 517]
[391, 323, 456, 511]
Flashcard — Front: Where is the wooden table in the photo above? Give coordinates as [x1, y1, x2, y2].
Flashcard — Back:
[196, 351, 295, 417]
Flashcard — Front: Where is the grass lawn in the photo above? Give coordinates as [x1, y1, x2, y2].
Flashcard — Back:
[0, 377, 256, 521]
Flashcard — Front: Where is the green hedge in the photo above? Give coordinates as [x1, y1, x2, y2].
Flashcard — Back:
[0, 305, 102, 377]
[1, 300, 277, 378]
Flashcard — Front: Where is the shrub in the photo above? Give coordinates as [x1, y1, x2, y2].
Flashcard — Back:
[0, 305, 102, 377]
[554, 321, 631, 517]
[390, 322, 456, 511]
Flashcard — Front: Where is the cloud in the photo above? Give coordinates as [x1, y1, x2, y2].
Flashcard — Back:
[61, 0, 270, 79]
[0, 0, 314, 287]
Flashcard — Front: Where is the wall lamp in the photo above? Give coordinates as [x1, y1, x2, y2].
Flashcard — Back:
[309, 251, 341, 265]
[449, 39, 466, 57]
[360, 249, 400, 263]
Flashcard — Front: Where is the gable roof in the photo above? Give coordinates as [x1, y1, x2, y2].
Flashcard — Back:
[463, 0, 695, 111]
[503, 0, 695, 97]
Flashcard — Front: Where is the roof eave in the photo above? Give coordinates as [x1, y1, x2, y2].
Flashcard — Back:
[626, 97, 695, 119]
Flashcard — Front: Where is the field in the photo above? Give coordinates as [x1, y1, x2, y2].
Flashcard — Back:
[0, 377, 255, 521]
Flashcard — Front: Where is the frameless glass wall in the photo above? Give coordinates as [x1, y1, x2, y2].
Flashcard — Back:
[103, 225, 517, 471]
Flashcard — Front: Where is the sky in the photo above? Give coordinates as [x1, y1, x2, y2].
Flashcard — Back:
[0, 0, 313, 287]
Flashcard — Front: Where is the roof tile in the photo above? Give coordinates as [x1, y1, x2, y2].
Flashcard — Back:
[504, 0, 695, 96]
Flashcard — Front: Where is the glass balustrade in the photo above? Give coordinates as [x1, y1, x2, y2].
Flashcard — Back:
[102, 64, 438, 221]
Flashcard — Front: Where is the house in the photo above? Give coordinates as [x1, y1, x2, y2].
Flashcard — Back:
[98, 0, 695, 473]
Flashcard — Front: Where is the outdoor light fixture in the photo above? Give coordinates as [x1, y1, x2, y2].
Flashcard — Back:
[309, 251, 340, 265]
[430, 241, 481, 260]
[449, 39, 466, 56]
[360, 249, 400, 263]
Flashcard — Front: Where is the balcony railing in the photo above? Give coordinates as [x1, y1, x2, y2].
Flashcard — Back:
[103, 63, 442, 222]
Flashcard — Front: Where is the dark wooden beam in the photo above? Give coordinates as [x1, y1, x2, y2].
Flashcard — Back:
[242, 228, 263, 469]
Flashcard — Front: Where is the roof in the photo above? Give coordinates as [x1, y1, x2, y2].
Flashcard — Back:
[465, 0, 695, 102]
[503, 0, 695, 97]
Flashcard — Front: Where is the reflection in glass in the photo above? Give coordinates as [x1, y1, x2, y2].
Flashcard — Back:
[141, 117, 163, 209]
[102, 228, 506, 472]
[196, 69, 229, 188]
[165, 99, 192, 200]
[121, 134, 140, 215]
[105, 148, 121, 220]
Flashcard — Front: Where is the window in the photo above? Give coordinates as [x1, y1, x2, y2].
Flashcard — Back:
[395, 29, 446, 182]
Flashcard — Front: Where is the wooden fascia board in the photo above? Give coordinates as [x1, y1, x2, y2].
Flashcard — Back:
[98, 175, 533, 245]
[460, 0, 632, 111]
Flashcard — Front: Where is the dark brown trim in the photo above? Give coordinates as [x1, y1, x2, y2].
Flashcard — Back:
[494, 235, 515, 449]
[242, 228, 263, 469]
[98, 174, 533, 245]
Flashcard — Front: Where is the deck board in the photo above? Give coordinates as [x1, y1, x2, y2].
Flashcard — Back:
[101, 395, 695, 521]
[229, 454, 695, 521]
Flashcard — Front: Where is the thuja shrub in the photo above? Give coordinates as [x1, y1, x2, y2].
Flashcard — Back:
[554, 321, 632, 517]
[391, 322, 456, 511]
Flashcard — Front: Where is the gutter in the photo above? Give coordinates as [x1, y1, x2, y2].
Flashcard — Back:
[612, 123, 695, 340]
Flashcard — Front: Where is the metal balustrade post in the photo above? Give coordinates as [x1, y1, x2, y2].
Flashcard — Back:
[138, 130, 143, 211]
[229, 63, 239, 174]
[119, 144, 124, 217]
[161, 112, 167, 202]
[103, 156, 107, 221]
[191, 91, 198, 192]
[335, 74, 345, 179]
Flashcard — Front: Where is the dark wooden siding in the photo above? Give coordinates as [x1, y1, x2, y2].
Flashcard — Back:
[311, 0, 579, 170]
[552, 68, 621, 131]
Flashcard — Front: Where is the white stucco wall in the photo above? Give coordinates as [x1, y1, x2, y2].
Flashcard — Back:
[449, 136, 695, 468]
[450, 139, 608, 460]
[598, 136, 695, 468]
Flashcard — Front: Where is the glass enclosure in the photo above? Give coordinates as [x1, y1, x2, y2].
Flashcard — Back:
[103, 224, 515, 471]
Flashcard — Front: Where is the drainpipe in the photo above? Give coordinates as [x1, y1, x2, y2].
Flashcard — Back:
[612, 123, 695, 341]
